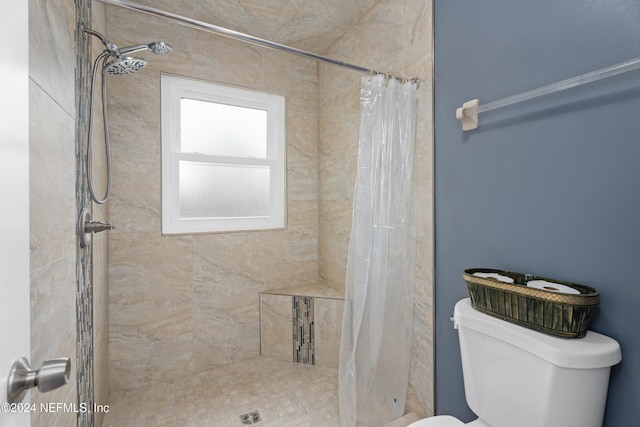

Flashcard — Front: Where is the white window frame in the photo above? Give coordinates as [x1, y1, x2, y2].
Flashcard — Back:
[161, 74, 286, 234]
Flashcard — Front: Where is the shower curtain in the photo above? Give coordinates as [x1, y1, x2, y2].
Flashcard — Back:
[339, 74, 418, 427]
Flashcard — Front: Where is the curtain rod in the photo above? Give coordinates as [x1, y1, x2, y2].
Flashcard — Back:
[456, 55, 640, 131]
[95, 0, 420, 84]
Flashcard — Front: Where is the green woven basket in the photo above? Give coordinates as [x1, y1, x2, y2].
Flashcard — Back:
[463, 268, 600, 338]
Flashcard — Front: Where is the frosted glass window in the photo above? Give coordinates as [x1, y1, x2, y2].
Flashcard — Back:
[179, 162, 270, 218]
[161, 75, 285, 234]
[180, 99, 268, 158]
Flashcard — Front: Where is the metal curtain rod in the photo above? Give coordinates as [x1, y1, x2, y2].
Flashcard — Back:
[456, 55, 640, 131]
[95, 0, 419, 83]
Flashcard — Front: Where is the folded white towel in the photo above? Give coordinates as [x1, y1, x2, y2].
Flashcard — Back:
[526, 279, 580, 294]
[472, 272, 514, 283]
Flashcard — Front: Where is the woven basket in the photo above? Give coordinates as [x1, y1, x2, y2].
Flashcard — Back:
[463, 268, 600, 338]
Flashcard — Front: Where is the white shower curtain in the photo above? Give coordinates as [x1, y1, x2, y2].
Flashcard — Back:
[339, 74, 418, 427]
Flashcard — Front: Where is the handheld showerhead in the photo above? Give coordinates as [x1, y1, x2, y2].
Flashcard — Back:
[115, 41, 172, 56]
[103, 40, 170, 76]
[149, 41, 172, 55]
[83, 26, 172, 63]
[82, 26, 174, 202]
[103, 56, 148, 75]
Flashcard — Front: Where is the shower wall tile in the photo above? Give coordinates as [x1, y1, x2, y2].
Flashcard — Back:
[105, 5, 193, 57]
[331, 0, 404, 75]
[189, 0, 380, 53]
[106, 5, 195, 83]
[316, 1, 403, 105]
[318, 85, 360, 197]
[126, 0, 196, 19]
[405, 0, 435, 417]
[191, 226, 317, 371]
[192, 227, 318, 288]
[260, 294, 292, 362]
[29, 82, 76, 270]
[265, 52, 320, 229]
[194, 0, 287, 42]
[109, 152, 162, 234]
[191, 30, 265, 87]
[191, 234, 264, 370]
[405, 35, 434, 315]
[29, 0, 78, 420]
[109, 231, 194, 391]
[317, 196, 352, 289]
[317, 62, 360, 111]
[106, 72, 163, 234]
[317, 84, 359, 291]
[93, 228, 110, 404]
[314, 297, 344, 368]
[29, 0, 76, 116]
[404, 0, 433, 81]
[30, 254, 77, 377]
[30, 254, 77, 427]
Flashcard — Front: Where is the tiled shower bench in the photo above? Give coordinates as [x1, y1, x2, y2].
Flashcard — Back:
[260, 285, 344, 368]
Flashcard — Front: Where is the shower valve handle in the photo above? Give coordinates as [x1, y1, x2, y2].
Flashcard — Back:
[85, 220, 115, 233]
[78, 207, 115, 248]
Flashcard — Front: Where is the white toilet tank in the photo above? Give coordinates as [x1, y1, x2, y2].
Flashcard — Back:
[453, 298, 621, 427]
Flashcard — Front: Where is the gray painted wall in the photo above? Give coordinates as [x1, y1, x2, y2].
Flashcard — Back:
[434, 2, 640, 425]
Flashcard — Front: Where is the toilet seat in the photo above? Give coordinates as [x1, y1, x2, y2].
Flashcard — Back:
[407, 415, 466, 426]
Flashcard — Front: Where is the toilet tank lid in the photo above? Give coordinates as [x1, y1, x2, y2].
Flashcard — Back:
[453, 298, 622, 369]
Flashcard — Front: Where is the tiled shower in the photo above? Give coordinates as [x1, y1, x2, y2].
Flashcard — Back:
[28, 0, 434, 425]
[103, 0, 433, 412]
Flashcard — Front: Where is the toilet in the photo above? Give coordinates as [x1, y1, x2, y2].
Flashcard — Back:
[409, 298, 622, 427]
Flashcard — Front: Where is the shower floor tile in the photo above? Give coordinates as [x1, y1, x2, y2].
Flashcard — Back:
[101, 357, 339, 427]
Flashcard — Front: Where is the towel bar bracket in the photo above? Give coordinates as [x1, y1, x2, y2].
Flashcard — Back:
[456, 99, 479, 131]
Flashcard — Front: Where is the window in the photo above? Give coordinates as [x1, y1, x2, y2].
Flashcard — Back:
[161, 74, 286, 234]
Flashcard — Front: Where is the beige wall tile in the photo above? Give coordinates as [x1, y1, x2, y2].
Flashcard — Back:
[30, 254, 76, 371]
[29, 83, 76, 270]
[29, 0, 81, 425]
[109, 232, 193, 390]
[30, 254, 77, 427]
[314, 297, 344, 368]
[260, 294, 293, 361]
[29, 0, 76, 115]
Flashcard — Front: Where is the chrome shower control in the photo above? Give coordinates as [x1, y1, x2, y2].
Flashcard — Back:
[7, 357, 71, 403]
[85, 220, 115, 233]
[78, 207, 115, 248]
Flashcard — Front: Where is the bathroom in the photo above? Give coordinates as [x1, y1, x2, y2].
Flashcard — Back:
[1, 0, 638, 426]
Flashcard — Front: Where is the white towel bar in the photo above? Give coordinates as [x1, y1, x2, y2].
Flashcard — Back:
[456, 55, 640, 131]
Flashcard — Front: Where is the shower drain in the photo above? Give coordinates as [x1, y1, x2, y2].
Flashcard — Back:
[240, 410, 261, 425]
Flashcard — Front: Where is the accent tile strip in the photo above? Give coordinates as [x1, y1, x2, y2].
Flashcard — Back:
[293, 296, 314, 364]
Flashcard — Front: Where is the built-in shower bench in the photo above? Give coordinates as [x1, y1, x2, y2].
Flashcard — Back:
[260, 284, 344, 368]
